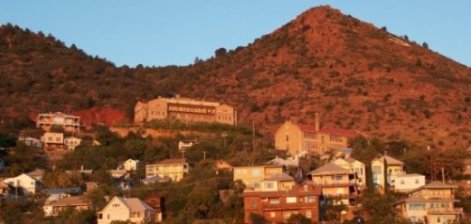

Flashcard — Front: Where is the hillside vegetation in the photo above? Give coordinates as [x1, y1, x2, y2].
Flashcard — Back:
[0, 6, 470, 148]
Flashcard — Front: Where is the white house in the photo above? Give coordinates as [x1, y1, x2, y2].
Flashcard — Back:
[97, 196, 155, 224]
[64, 136, 82, 150]
[393, 173, 426, 193]
[333, 157, 366, 188]
[118, 159, 140, 172]
[371, 155, 404, 190]
[18, 136, 43, 148]
[3, 173, 40, 195]
[178, 140, 196, 152]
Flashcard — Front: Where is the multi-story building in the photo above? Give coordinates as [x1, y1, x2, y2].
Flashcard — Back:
[243, 184, 321, 223]
[3, 173, 40, 195]
[64, 136, 82, 150]
[97, 196, 155, 224]
[310, 162, 359, 205]
[36, 112, 80, 132]
[395, 181, 463, 224]
[371, 155, 404, 190]
[233, 165, 284, 189]
[41, 132, 64, 150]
[145, 159, 189, 182]
[274, 114, 359, 155]
[333, 157, 366, 189]
[134, 96, 237, 125]
[393, 174, 426, 193]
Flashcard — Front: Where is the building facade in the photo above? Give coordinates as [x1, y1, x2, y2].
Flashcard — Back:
[395, 181, 463, 224]
[134, 96, 237, 125]
[371, 155, 405, 190]
[233, 165, 284, 189]
[393, 174, 426, 193]
[274, 115, 358, 156]
[243, 184, 321, 223]
[333, 157, 366, 189]
[310, 162, 359, 205]
[41, 132, 64, 150]
[36, 112, 80, 132]
[97, 196, 155, 224]
[64, 136, 82, 150]
[146, 159, 189, 182]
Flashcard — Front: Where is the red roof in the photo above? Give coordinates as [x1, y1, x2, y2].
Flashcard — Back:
[298, 124, 358, 138]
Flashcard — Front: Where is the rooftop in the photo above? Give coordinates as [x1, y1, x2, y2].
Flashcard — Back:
[158, 159, 187, 165]
[310, 162, 350, 175]
[48, 196, 90, 207]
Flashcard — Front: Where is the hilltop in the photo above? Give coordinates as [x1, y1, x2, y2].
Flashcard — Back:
[0, 6, 470, 148]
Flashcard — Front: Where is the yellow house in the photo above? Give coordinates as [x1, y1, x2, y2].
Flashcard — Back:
[258, 173, 296, 192]
[233, 165, 284, 189]
[371, 155, 404, 190]
[395, 181, 463, 224]
[310, 162, 359, 205]
[145, 159, 189, 182]
[333, 157, 366, 189]
[274, 114, 358, 156]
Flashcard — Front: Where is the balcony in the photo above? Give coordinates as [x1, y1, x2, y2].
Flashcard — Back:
[427, 207, 463, 215]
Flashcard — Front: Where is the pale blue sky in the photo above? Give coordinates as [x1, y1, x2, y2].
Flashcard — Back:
[0, 1, 469, 67]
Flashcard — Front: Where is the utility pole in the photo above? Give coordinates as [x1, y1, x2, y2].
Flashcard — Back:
[441, 167, 445, 183]
[252, 119, 255, 152]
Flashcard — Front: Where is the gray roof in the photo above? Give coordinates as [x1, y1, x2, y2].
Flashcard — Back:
[43, 187, 82, 195]
[310, 162, 350, 175]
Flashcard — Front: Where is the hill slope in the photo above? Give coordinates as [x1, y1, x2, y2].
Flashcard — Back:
[0, 6, 470, 148]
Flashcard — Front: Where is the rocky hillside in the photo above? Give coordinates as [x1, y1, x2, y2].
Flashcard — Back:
[0, 6, 470, 148]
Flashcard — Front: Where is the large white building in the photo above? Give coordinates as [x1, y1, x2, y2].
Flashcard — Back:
[3, 173, 40, 195]
[393, 174, 426, 193]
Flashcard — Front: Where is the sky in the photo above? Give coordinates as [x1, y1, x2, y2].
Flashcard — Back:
[0, 1, 470, 67]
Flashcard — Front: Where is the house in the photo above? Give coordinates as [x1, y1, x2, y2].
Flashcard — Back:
[41, 132, 64, 150]
[97, 196, 155, 224]
[371, 155, 405, 190]
[43, 196, 91, 217]
[64, 136, 82, 150]
[145, 159, 189, 182]
[243, 184, 321, 223]
[36, 112, 80, 132]
[134, 96, 237, 125]
[27, 168, 45, 181]
[257, 173, 296, 192]
[18, 136, 43, 148]
[214, 160, 233, 173]
[141, 176, 171, 185]
[233, 165, 284, 189]
[393, 174, 426, 193]
[309, 162, 359, 205]
[274, 114, 359, 155]
[178, 140, 196, 152]
[266, 155, 301, 167]
[3, 173, 40, 195]
[42, 187, 83, 204]
[333, 157, 366, 189]
[395, 181, 463, 224]
[144, 194, 164, 223]
[118, 159, 140, 172]
[108, 169, 128, 179]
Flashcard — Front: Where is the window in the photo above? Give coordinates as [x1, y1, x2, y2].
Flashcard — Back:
[400, 180, 405, 185]
[332, 175, 343, 181]
[270, 212, 276, 218]
[409, 203, 425, 210]
[251, 199, 257, 207]
[269, 198, 280, 205]
[305, 196, 316, 203]
[112, 203, 120, 208]
[252, 170, 261, 176]
[286, 197, 297, 203]
[286, 135, 289, 141]
[415, 179, 420, 184]
[305, 210, 312, 218]
[265, 182, 274, 189]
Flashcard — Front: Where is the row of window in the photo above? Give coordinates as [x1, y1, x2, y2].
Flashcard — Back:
[252, 196, 316, 207]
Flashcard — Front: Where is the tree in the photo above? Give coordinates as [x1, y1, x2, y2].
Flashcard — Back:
[287, 214, 311, 224]
[422, 42, 429, 49]
[249, 213, 267, 224]
[215, 48, 227, 57]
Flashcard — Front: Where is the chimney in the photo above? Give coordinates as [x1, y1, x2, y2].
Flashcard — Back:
[314, 112, 320, 131]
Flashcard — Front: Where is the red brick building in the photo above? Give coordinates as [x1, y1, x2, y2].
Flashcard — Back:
[243, 184, 321, 223]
